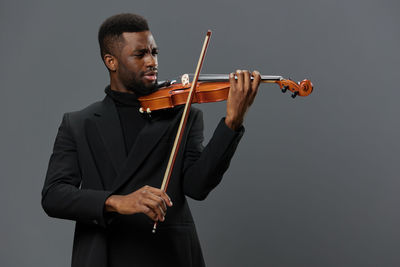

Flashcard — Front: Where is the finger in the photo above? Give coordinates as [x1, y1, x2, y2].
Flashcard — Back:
[229, 72, 236, 92]
[236, 70, 244, 92]
[140, 205, 159, 221]
[142, 198, 165, 221]
[251, 70, 261, 91]
[146, 192, 167, 213]
[249, 70, 261, 105]
[147, 187, 173, 207]
[243, 70, 250, 94]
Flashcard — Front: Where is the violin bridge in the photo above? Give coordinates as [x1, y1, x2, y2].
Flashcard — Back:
[181, 74, 190, 86]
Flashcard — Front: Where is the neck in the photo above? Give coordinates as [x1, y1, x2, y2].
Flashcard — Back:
[185, 73, 283, 83]
[109, 74, 134, 94]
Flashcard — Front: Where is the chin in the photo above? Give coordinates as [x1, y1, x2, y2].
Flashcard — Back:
[127, 81, 158, 96]
[146, 79, 158, 87]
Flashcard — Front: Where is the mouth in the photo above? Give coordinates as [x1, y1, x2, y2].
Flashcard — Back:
[143, 71, 157, 82]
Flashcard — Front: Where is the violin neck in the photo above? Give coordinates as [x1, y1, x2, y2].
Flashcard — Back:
[193, 74, 283, 83]
[157, 74, 284, 87]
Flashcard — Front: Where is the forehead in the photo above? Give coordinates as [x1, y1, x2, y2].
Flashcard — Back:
[121, 31, 157, 50]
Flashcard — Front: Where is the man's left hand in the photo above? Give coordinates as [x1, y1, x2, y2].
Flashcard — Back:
[225, 70, 261, 131]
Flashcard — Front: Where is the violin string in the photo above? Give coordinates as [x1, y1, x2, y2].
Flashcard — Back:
[184, 73, 283, 82]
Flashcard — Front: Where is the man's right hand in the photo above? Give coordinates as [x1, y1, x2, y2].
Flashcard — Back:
[105, 185, 173, 222]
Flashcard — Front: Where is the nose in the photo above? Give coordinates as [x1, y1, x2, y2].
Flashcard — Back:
[145, 54, 157, 69]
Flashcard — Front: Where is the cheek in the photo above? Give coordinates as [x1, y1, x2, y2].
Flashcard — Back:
[128, 60, 144, 75]
[120, 62, 138, 77]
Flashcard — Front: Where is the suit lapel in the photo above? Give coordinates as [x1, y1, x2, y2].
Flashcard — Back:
[111, 110, 182, 192]
[92, 96, 126, 176]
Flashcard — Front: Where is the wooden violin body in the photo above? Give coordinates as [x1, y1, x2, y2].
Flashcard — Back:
[139, 81, 230, 112]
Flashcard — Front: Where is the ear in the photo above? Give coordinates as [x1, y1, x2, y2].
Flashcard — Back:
[104, 54, 118, 72]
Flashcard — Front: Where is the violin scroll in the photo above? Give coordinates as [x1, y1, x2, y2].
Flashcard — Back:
[277, 78, 313, 98]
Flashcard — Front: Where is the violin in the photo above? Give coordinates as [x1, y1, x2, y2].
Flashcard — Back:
[150, 30, 313, 233]
[138, 73, 313, 114]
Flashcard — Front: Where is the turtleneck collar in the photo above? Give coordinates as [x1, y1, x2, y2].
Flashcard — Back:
[105, 86, 141, 107]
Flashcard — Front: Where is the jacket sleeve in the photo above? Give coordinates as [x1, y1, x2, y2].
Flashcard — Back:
[182, 110, 244, 200]
[41, 113, 112, 227]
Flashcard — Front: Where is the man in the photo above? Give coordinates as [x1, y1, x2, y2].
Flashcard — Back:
[42, 13, 260, 267]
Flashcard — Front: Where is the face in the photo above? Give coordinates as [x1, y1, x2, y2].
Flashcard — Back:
[112, 31, 159, 96]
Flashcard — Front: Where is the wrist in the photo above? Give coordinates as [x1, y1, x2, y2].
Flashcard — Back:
[105, 195, 119, 213]
[225, 117, 242, 131]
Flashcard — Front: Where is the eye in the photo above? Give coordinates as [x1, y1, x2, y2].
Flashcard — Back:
[134, 53, 145, 58]
[152, 49, 159, 56]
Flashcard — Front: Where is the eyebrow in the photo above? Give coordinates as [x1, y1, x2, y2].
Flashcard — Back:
[133, 47, 159, 53]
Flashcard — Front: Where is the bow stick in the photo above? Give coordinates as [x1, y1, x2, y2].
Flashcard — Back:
[153, 30, 212, 233]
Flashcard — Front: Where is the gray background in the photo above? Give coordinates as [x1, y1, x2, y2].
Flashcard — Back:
[1, 0, 399, 266]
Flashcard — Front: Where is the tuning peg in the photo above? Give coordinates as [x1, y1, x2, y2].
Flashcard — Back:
[281, 85, 288, 93]
[291, 91, 298, 99]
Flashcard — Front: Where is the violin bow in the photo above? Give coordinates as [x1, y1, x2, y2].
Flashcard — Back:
[153, 30, 212, 233]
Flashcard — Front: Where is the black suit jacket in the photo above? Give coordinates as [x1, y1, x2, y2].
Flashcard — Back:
[42, 95, 244, 267]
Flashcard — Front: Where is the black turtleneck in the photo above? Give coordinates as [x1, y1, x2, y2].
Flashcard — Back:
[105, 86, 147, 156]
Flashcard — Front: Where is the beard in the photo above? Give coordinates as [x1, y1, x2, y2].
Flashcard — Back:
[122, 72, 159, 97]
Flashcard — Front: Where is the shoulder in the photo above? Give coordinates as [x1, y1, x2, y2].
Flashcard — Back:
[66, 99, 104, 119]
[154, 105, 203, 121]
[60, 98, 105, 130]
[175, 106, 203, 123]
[190, 106, 202, 116]
[189, 107, 203, 123]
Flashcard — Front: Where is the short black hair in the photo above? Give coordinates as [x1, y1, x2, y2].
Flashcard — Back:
[98, 13, 149, 60]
